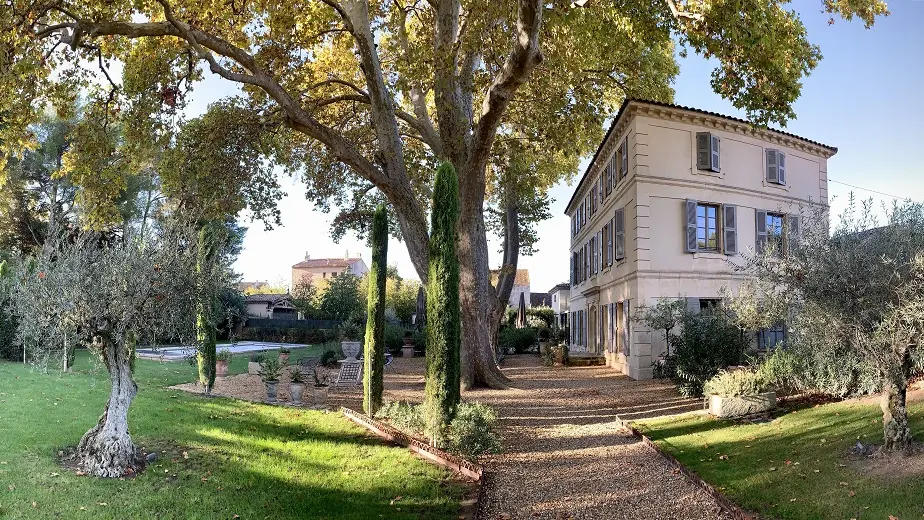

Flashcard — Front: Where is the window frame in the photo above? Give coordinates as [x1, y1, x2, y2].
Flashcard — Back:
[695, 203, 721, 252]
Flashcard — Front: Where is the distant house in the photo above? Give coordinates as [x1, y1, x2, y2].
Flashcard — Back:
[548, 283, 570, 329]
[490, 269, 531, 308]
[237, 281, 270, 293]
[245, 294, 298, 320]
[291, 253, 369, 288]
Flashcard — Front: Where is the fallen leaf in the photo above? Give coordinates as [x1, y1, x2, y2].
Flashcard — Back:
[769, 467, 777, 471]
[719, 454, 729, 460]
[790, 498, 797, 502]
[98, 502, 108, 506]
[839, 482, 849, 486]
[49, 472, 59, 477]
[849, 490, 856, 497]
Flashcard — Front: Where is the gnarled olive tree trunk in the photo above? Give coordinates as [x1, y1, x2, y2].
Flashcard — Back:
[76, 338, 140, 477]
[881, 380, 910, 451]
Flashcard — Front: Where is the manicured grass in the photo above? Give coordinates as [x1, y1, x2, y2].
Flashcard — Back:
[634, 398, 924, 519]
[0, 350, 465, 519]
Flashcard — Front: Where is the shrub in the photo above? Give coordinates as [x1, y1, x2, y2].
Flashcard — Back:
[259, 358, 283, 382]
[526, 315, 548, 330]
[249, 353, 265, 363]
[278, 347, 291, 354]
[703, 368, 769, 397]
[446, 402, 502, 460]
[411, 328, 427, 352]
[753, 348, 802, 397]
[498, 327, 537, 354]
[376, 400, 502, 460]
[540, 346, 554, 366]
[670, 312, 749, 397]
[237, 327, 337, 344]
[383, 324, 404, 354]
[319, 347, 342, 368]
[526, 306, 555, 328]
[375, 400, 425, 434]
[216, 350, 233, 362]
[538, 327, 551, 341]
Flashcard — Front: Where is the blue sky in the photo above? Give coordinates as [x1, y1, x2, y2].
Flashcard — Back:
[192, 2, 923, 292]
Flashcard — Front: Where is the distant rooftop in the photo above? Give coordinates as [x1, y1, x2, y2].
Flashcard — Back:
[490, 268, 530, 287]
[293, 257, 363, 269]
[548, 282, 570, 294]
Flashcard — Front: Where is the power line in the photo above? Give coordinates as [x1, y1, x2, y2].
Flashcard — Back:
[828, 179, 909, 201]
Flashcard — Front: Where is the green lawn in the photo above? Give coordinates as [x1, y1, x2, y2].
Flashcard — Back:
[634, 398, 924, 520]
[0, 349, 465, 520]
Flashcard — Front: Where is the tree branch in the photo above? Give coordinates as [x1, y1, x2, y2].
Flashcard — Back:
[470, 0, 543, 176]
[663, 0, 703, 22]
[394, 1, 443, 157]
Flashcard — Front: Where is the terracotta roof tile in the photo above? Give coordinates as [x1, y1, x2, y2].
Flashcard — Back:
[292, 258, 362, 269]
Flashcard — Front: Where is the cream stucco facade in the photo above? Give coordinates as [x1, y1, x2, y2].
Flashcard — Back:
[565, 100, 837, 380]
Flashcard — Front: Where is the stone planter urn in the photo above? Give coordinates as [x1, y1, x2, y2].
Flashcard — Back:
[401, 345, 415, 358]
[708, 391, 777, 418]
[313, 384, 330, 404]
[215, 360, 229, 378]
[264, 380, 279, 403]
[290, 381, 306, 406]
[278, 352, 290, 365]
[341, 341, 361, 362]
[247, 362, 261, 375]
[539, 341, 551, 355]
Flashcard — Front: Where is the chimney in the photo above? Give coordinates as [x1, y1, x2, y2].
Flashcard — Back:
[344, 249, 349, 260]
[304, 252, 310, 261]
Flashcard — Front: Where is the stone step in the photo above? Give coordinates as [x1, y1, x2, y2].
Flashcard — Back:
[568, 355, 606, 367]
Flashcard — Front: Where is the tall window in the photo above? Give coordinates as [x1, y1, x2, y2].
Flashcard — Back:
[766, 213, 785, 253]
[696, 204, 720, 251]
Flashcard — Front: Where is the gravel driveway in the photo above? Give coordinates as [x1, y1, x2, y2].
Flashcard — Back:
[466, 356, 728, 520]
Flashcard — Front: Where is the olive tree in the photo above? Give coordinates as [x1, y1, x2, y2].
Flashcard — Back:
[10, 227, 198, 476]
[733, 197, 924, 451]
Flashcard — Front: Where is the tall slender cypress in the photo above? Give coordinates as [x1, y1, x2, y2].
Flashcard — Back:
[424, 163, 461, 446]
[363, 204, 388, 415]
[196, 222, 219, 394]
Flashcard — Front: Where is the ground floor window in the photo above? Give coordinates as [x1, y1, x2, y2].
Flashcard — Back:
[699, 298, 722, 313]
[758, 322, 786, 350]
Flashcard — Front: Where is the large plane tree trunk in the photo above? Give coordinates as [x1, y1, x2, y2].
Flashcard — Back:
[75, 338, 140, 477]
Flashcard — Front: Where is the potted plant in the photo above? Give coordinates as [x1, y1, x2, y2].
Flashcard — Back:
[247, 353, 264, 375]
[259, 358, 284, 403]
[704, 368, 776, 418]
[339, 323, 362, 361]
[278, 347, 291, 365]
[552, 344, 569, 367]
[312, 365, 331, 404]
[289, 367, 306, 406]
[538, 327, 552, 355]
[401, 330, 415, 358]
[216, 350, 232, 378]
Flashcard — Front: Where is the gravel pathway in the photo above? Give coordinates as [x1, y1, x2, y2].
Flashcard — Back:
[172, 354, 728, 519]
[467, 356, 728, 520]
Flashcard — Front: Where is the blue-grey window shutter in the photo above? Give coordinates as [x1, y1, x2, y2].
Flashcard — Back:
[778, 152, 786, 185]
[622, 299, 631, 356]
[756, 209, 768, 253]
[711, 134, 721, 172]
[788, 213, 800, 251]
[685, 199, 698, 253]
[615, 207, 626, 260]
[723, 205, 737, 255]
[696, 132, 710, 170]
[766, 150, 779, 184]
[620, 137, 629, 179]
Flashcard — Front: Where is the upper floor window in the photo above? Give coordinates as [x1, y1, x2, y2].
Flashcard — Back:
[766, 149, 786, 185]
[696, 132, 720, 173]
[756, 210, 800, 255]
[684, 200, 737, 255]
[696, 203, 720, 251]
[619, 137, 628, 179]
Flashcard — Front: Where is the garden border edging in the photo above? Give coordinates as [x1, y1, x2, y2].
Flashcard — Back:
[340, 407, 484, 518]
[621, 419, 757, 520]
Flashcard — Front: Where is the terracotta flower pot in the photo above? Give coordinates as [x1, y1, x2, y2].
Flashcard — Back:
[279, 352, 290, 365]
[247, 362, 261, 375]
[216, 360, 229, 378]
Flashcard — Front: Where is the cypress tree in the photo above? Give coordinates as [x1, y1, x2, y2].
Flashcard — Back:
[363, 204, 388, 415]
[196, 222, 219, 394]
[423, 163, 461, 446]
